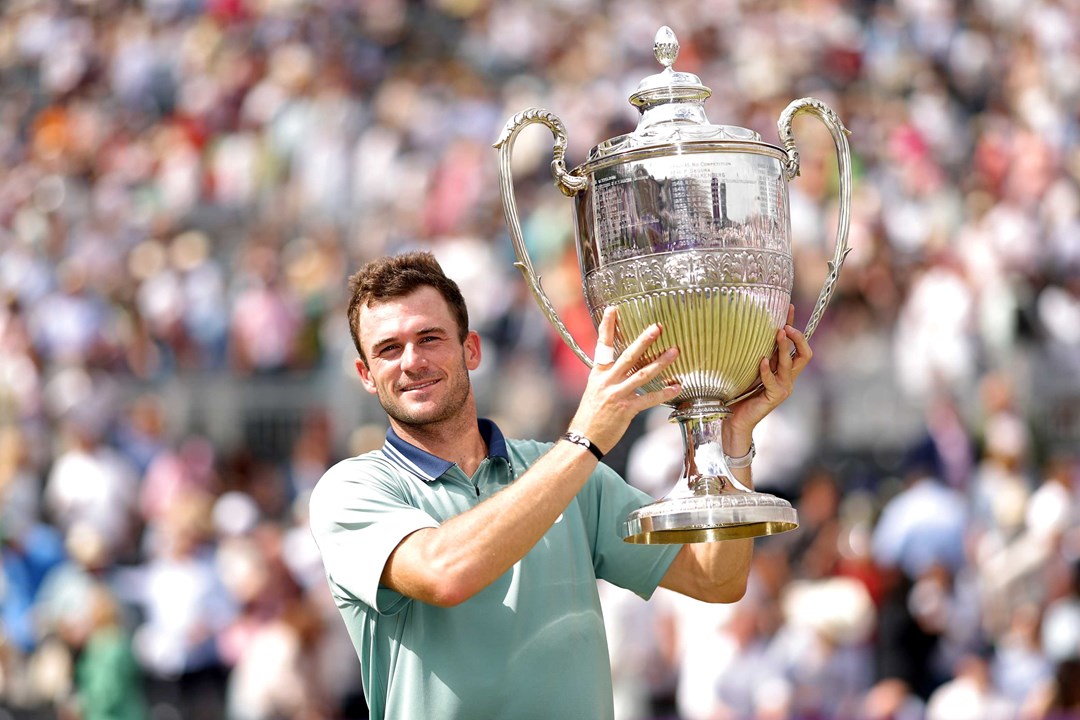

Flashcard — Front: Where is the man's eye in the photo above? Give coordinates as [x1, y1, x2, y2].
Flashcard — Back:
[378, 345, 401, 356]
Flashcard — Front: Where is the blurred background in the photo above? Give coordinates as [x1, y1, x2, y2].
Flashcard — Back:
[1, 0, 1079, 718]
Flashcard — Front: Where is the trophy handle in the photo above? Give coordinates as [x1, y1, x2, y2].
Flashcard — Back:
[494, 108, 594, 367]
[776, 97, 853, 342]
[728, 98, 852, 407]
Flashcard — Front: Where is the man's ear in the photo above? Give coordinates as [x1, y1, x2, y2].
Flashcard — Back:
[464, 331, 481, 371]
[355, 358, 378, 395]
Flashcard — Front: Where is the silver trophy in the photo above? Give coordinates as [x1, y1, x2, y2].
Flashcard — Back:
[494, 27, 852, 544]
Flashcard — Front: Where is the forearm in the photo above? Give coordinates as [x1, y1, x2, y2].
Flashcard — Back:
[659, 471, 755, 603]
[697, 525, 754, 601]
[658, 422, 755, 602]
[382, 440, 598, 606]
[384, 310, 681, 607]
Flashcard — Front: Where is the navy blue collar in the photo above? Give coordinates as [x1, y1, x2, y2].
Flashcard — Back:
[381, 419, 510, 482]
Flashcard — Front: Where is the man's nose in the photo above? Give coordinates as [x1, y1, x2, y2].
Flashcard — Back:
[400, 343, 427, 370]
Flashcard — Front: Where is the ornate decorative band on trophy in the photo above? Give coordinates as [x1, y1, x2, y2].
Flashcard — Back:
[494, 27, 853, 544]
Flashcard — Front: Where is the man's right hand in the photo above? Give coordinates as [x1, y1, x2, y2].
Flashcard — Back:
[566, 306, 682, 455]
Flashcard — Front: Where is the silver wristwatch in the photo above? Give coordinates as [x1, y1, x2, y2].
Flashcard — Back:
[724, 440, 756, 469]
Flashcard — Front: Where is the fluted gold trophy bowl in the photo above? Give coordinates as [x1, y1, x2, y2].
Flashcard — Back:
[495, 27, 852, 544]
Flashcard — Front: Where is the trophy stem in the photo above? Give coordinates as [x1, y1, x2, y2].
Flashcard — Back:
[622, 405, 798, 544]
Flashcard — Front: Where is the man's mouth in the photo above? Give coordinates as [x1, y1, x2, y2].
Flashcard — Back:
[400, 378, 440, 393]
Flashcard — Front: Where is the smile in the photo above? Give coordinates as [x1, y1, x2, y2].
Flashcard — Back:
[400, 379, 440, 392]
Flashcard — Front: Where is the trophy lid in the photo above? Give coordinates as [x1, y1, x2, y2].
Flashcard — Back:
[628, 26, 712, 109]
[585, 27, 762, 163]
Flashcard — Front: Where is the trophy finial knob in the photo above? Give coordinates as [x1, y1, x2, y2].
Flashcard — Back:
[654, 26, 679, 69]
[630, 26, 710, 113]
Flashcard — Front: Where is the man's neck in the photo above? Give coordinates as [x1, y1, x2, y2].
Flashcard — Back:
[390, 412, 488, 476]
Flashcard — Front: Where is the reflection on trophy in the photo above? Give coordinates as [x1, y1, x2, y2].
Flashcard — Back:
[495, 27, 853, 544]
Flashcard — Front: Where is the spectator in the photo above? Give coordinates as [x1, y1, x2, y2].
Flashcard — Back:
[72, 584, 149, 720]
[43, 419, 140, 558]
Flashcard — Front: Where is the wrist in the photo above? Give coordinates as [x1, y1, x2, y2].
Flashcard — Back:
[722, 425, 755, 458]
[724, 439, 756, 469]
[561, 431, 604, 462]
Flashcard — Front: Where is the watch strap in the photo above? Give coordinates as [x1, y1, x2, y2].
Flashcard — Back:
[561, 432, 604, 462]
[724, 440, 756, 469]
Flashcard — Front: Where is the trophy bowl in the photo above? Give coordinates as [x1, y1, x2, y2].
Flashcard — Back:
[495, 27, 852, 544]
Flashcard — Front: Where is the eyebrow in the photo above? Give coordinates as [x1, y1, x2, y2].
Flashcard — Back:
[370, 325, 448, 352]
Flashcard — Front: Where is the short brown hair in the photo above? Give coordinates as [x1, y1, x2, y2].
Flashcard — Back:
[347, 251, 470, 362]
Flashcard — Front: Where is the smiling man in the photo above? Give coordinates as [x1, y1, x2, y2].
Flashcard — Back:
[308, 251, 811, 720]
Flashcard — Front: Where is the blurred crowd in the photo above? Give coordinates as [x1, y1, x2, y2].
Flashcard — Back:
[1, 0, 1079, 719]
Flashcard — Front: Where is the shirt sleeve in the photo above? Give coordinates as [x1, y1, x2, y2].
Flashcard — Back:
[577, 462, 681, 600]
[308, 455, 438, 614]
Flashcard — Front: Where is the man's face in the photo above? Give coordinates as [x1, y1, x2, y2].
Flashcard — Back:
[355, 286, 480, 429]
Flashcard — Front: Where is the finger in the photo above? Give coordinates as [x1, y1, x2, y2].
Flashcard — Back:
[612, 321, 665, 375]
[594, 341, 615, 367]
[594, 307, 618, 367]
[769, 327, 786, 373]
[621, 346, 679, 392]
[773, 323, 815, 388]
[598, 306, 617, 346]
[777, 327, 795, 366]
[786, 324, 813, 373]
[769, 342, 781, 373]
[633, 381, 682, 411]
[769, 305, 797, 374]
[758, 355, 783, 397]
[772, 328, 795, 385]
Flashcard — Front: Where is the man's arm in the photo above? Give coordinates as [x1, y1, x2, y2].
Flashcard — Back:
[659, 310, 812, 603]
[382, 308, 682, 608]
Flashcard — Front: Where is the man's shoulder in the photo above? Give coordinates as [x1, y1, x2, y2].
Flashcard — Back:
[321, 448, 398, 478]
[309, 450, 402, 504]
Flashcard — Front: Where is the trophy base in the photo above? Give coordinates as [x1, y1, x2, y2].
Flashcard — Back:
[621, 402, 799, 544]
[622, 489, 798, 544]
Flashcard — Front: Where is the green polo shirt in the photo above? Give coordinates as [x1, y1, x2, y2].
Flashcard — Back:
[309, 419, 680, 720]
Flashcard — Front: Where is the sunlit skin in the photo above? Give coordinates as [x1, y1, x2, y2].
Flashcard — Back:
[354, 286, 484, 462]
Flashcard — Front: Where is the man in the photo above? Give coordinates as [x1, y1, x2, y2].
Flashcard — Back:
[309, 251, 811, 720]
